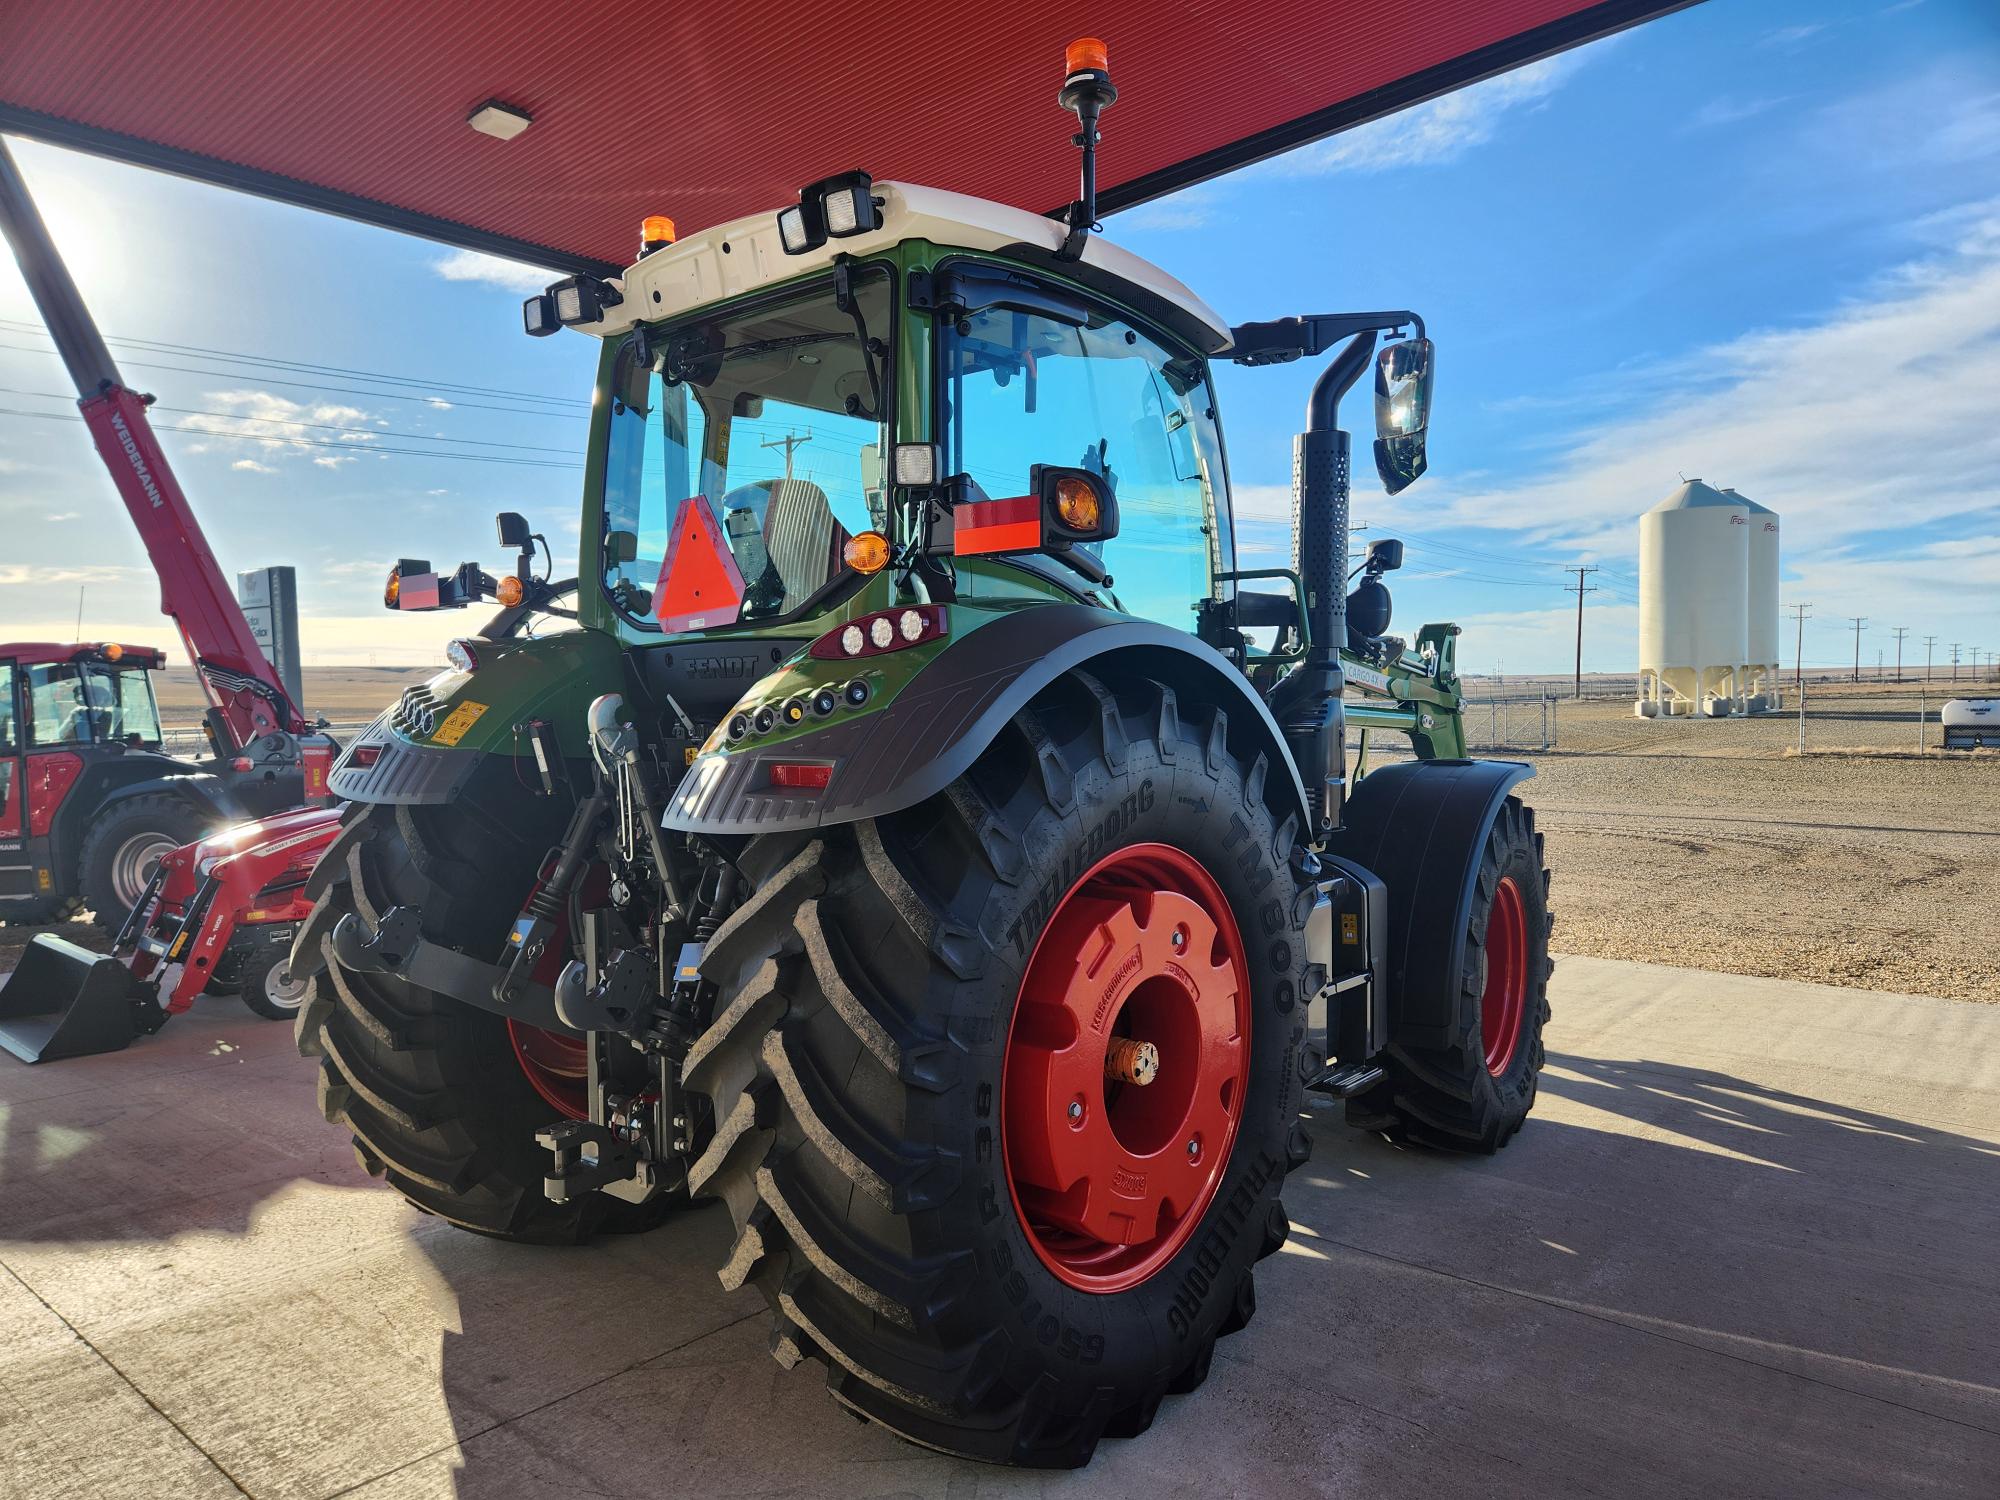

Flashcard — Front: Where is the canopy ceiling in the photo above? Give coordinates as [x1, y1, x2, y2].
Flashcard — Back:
[1, 0, 1694, 277]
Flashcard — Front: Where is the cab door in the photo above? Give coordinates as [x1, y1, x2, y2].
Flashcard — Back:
[0, 658, 31, 900]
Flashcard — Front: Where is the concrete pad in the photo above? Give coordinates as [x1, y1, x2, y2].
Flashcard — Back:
[1, 958, 1995, 1498]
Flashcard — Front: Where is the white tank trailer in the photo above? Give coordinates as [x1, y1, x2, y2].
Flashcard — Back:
[1635, 479, 1781, 718]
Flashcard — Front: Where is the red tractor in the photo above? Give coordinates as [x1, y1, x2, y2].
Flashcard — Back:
[0, 641, 327, 928]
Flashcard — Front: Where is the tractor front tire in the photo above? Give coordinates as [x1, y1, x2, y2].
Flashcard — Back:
[295, 799, 668, 1243]
[1346, 796, 1552, 1152]
[684, 671, 1314, 1466]
[80, 793, 207, 928]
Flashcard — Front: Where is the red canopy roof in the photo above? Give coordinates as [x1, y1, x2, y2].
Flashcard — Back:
[1, 0, 1692, 276]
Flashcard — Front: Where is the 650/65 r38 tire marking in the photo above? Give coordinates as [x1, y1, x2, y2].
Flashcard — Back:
[1004, 842, 1251, 1293]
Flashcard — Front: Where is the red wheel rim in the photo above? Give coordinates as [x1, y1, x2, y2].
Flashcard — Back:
[509, 1020, 589, 1120]
[1481, 875, 1529, 1077]
[1001, 842, 1251, 1294]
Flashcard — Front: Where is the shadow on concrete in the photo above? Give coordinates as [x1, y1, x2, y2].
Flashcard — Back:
[400, 1050, 2000, 1498]
[4, 1003, 1995, 1499]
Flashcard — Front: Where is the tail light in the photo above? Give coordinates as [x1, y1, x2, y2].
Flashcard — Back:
[809, 605, 947, 660]
[767, 762, 833, 791]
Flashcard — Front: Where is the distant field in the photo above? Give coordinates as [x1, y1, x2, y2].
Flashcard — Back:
[155, 665, 433, 728]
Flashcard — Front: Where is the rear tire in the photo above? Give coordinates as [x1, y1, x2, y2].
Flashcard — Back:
[295, 798, 671, 1243]
[683, 672, 1314, 1466]
[1346, 796, 1552, 1152]
[79, 793, 207, 927]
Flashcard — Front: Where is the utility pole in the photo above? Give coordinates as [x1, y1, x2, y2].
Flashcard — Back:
[1891, 626, 1908, 683]
[759, 428, 813, 481]
[1788, 602, 1812, 693]
[1848, 616, 1867, 683]
[1565, 565, 1598, 700]
[1924, 635, 1937, 682]
[1950, 642, 1961, 682]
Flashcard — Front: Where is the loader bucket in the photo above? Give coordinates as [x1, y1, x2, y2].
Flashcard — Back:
[0, 935, 166, 1064]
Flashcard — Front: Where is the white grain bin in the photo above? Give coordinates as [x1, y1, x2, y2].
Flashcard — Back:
[1636, 479, 1749, 718]
[1724, 487, 1781, 711]
[1942, 699, 2000, 749]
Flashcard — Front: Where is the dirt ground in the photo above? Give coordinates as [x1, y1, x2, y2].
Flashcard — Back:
[15, 677, 1994, 1003]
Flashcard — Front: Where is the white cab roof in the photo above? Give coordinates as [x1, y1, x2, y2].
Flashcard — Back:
[582, 182, 1230, 351]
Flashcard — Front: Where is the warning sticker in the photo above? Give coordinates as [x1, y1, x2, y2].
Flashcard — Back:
[433, 700, 489, 747]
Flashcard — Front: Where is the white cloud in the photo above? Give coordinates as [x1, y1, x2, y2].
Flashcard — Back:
[1760, 24, 1826, 49]
[1273, 53, 1586, 175]
[44, 510, 81, 521]
[433, 249, 556, 294]
[1114, 188, 1217, 232]
[1685, 95, 1789, 132]
[0, 563, 140, 585]
[312, 454, 357, 470]
[177, 388, 380, 470]
[1405, 199, 2000, 664]
[425, 488, 449, 496]
[426, 398, 453, 411]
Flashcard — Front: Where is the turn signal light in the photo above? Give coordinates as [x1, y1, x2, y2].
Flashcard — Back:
[495, 574, 525, 607]
[384, 568, 401, 607]
[1065, 37, 1109, 75]
[843, 530, 891, 574]
[1053, 476, 1101, 531]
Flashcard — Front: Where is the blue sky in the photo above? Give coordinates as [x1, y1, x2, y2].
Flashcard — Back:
[2, 0, 1997, 675]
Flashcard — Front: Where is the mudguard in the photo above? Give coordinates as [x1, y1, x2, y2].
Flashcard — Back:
[664, 603, 1310, 837]
[1323, 758, 1533, 1051]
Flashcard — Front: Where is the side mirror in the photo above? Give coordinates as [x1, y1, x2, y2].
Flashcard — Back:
[605, 529, 639, 565]
[495, 512, 532, 549]
[1372, 337, 1433, 496]
[1364, 537, 1404, 573]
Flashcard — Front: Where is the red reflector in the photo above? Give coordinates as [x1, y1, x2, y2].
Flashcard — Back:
[351, 744, 383, 767]
[767, 762, 832, 791]
[953, 494, 1042, 556]
[655, 495, 746, 633]
[230, 756, 254, 772]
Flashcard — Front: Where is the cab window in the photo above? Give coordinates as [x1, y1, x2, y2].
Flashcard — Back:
[600, 267, 892, 630]
[940, 281, 1233, 629]
[26, 663, 163, 746]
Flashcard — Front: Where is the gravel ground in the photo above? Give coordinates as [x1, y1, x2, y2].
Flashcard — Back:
[1521, 752, 1999, 1001]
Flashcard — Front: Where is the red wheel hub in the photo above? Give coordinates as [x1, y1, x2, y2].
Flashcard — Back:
[1481, 875, 1529, 1077]
[1002, 843, 1251, 1293]
[509, 1020, 589, 1120]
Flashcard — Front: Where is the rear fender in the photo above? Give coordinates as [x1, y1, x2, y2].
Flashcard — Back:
[1323, 758, 1534, 1051]
[664, 603, 1309, 837]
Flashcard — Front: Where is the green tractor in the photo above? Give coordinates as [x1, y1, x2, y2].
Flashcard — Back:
[295, 46, 1551, 1468]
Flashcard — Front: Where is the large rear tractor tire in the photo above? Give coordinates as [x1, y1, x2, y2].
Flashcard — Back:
[80, 793, 207, 927]
[1346, 796, 1552, 1152]
[683, 671, 1315, 1466]
[295, 798, 669, 1243]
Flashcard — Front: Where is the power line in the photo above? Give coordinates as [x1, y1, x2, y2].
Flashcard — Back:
[0, 340, 587, 421]
[0, 316, 586, 408]
[0, 405, 580, 469]
[0, 384, 575, 455]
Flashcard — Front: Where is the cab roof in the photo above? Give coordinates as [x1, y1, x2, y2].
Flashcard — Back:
[0, 2, 1694, 276]
[2, 643, 166, 669]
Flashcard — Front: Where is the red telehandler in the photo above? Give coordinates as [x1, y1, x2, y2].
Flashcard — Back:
[0, 137, 336, 1060]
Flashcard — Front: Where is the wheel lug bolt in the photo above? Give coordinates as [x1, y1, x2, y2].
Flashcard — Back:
[1171, 927, 1187, 951]
[1186, 1137, 1200, 1160]
[1067, 1100, 1083, 1121]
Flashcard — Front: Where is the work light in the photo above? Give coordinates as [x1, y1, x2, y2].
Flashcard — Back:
[522, 292, 557, 337]
[546, 274, 623, 327]
[892, 443, 940, 487]
[775, 170, 881, 255]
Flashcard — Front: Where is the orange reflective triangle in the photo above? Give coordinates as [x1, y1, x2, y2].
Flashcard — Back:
[655, 496, 745, 632]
